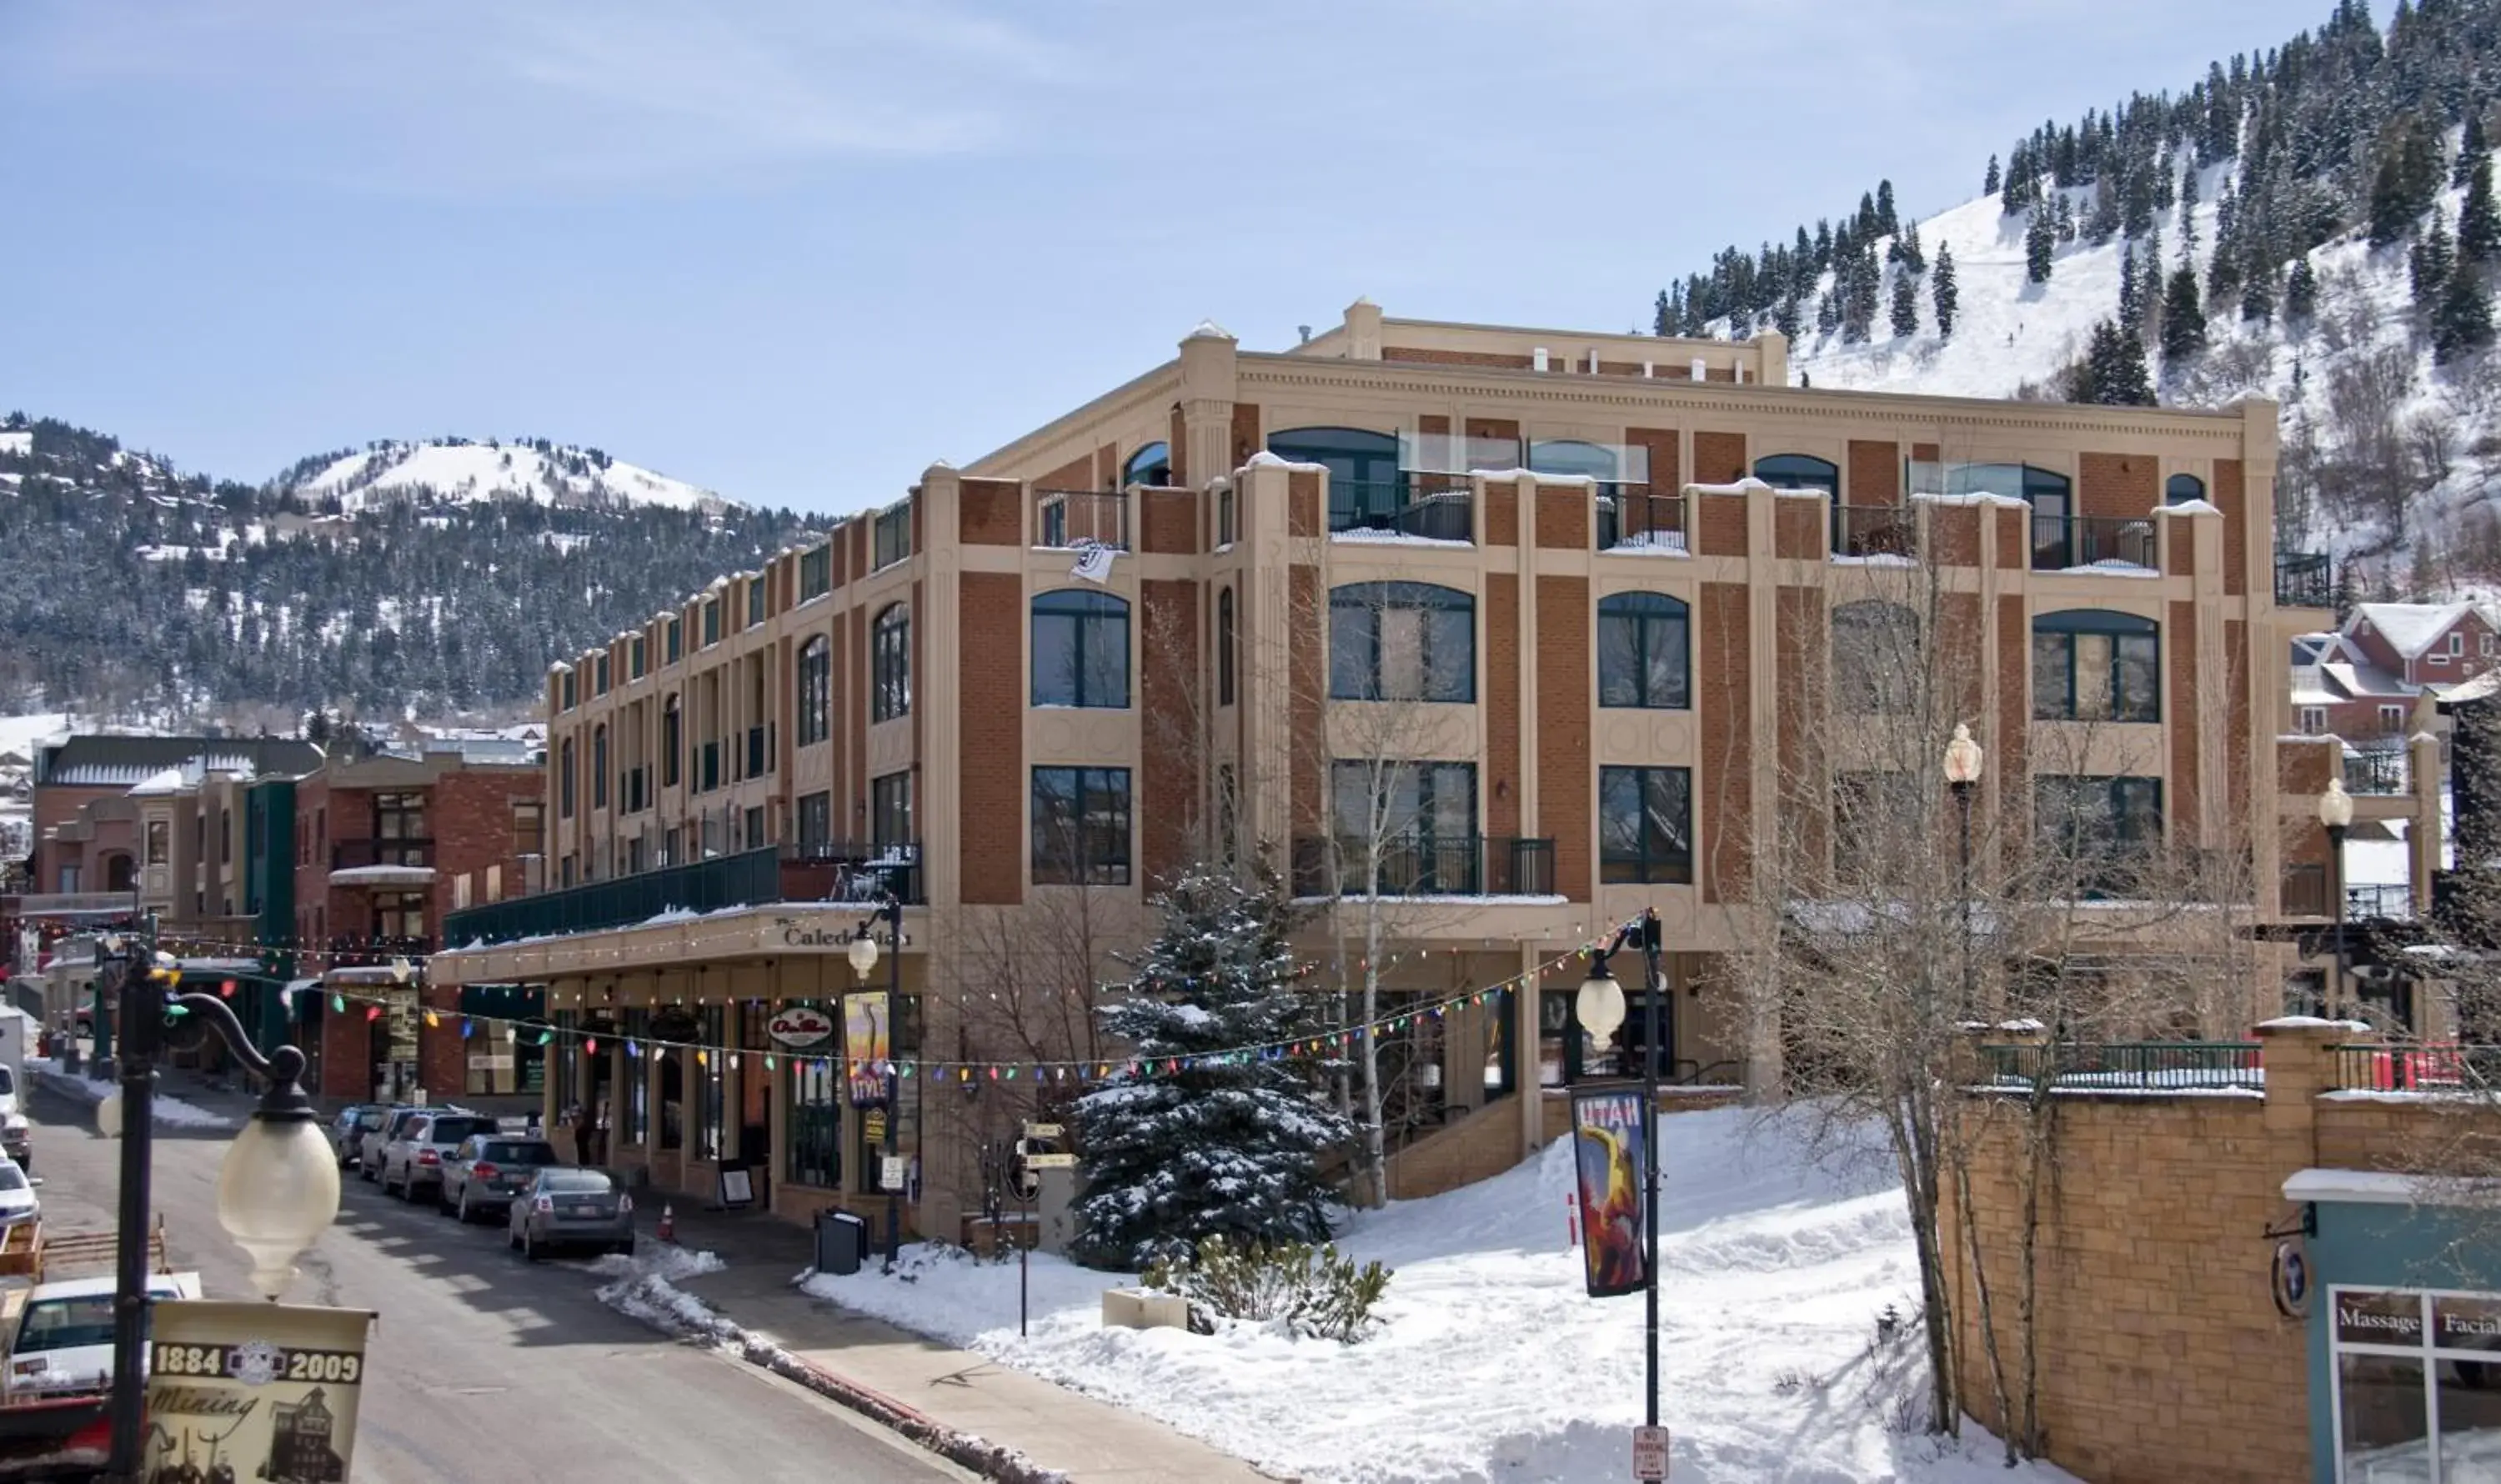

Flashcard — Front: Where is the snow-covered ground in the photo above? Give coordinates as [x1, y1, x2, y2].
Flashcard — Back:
[288, 439, 725, 514]
[27, 1059, 233, 1129]
[804, 1106, 2069, 1484]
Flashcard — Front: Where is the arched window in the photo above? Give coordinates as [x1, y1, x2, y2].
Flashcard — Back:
[2166, 473, 2206, 506]
[1031, 589, 1131, 709]
[559, 737, 577, 819]
[2033, 610, 2159, 723]
[1832, 600, 1922, 714]
[661, 694, 681, 788]
[592, 724, 609, 810]
[1218, 586, 1236, 707]
[797, 637, 831, 745]
[1270, 427, 1401, 531]
[1752, 454, 1839, 494]
[1597, 593, 1691, 709]
[872, 604, 910, 722]
[1123, 442, 1171, 489]
[1330, 582, 1474, 701]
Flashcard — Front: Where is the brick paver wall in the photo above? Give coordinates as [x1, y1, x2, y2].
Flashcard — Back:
[958, 573, 1024, 905]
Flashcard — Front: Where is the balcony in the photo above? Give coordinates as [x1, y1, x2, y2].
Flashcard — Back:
[2344, 743, 2409, 795]
[1331, 476, 1474, 544]
[1290, 835, 1556, 899]
[2032, 514, 2157, 572]
[1036, 490, 1130, 551]
[1595, 486, 1685, 554]
[443, 842, 926, 949]
[2346, 883, 2414, 920]
[2277, 550, 2334, 609]
[330, 838, 435, 888]
[2281, 863, 2412, 920]
[1832, 504, 1917, 560]
[328, 935, 435, 972]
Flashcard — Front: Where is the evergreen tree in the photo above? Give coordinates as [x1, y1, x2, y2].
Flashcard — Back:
[2178, 159, 2202, 251]
[2026, 207, 2056, 283]
[1932, 242, 1958, 340]
[1773, 293, 1802, 341]
[1816, 289, 1840, 337]
[2161, 263, 2208, 363]
[2241, 262, 2277, 323]
[2461, 128, 2499, 264]
[1069, 862, 1350, 1270]
[2433, 265, 2498, 364]
[2459, 114, 2491, 191]
[1876, 178, 1899, 238]
[2118, 242, 2143, 333]
[1890, 268, 1920, 338]
[2286, 255, 2319, 325]
[2413, 213, 2457, 312]
[2055, 190, 2078, 243]
[1986, 154, 2002, 196]
[2079, 318, 2158, 405]
[2368, 115, 2445, 248]
[1652, 290, 1672, 338]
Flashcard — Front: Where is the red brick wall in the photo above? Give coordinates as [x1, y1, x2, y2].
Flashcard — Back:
[1931, 507, 1980, 567]
[1995, 504, 2027, 569]
[1693, 431, 1747, 485]
[1847, 440, 1899, 506]
[1627, 428, 1679, 499]
[2169, 601, 2201, 846]
[1695, 494, 1748, 556]
[1535, 484, 1586, 549]
[2225, 619, 2251, 825]
[2079, 451, 2157, 521]
[1140, 579, 1201, 888]
[1289, 470, 1321, 539]
[959, 573, 1024, 904]
[1383, 346, 1533, 369]
[1143, 490, 1196, 554]
[1536, 576, 1591, 901]
[1486, 574, 1521, 841]
[1699, 584, 1751, 902]
[2213, 460, 2247, 595]
[1230, 404, 1261, 473]
[1169, 407, 1189, 487]
[1994, 595, 2028, 816]
[1773, 499, 1821, 558]
[1289, 567, 1325, 840]
[960, 479, 1022, 545]
[1038, 453, 1090, 492]
[1485, 479, 1519, 548]
[1776, 587, 1826, 869]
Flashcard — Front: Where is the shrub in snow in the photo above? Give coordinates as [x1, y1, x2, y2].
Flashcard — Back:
[1140, 1234, 1391, 1344]
[1070, 860, 1351, 1269]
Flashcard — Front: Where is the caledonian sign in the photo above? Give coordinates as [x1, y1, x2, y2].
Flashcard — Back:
[143, 1300, 377, 1484]
[773, 917, 911, 951]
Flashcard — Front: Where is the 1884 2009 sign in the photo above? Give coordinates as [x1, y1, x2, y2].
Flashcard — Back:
[143, 1301, 378, 1484]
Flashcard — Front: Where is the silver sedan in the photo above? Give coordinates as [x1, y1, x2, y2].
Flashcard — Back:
[508, 1168, 634, 1261]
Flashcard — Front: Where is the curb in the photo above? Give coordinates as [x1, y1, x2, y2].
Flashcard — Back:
[30, 1068, 104, 1106]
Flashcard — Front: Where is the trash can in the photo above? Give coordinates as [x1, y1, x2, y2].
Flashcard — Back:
[815, 1210, 869, 1276]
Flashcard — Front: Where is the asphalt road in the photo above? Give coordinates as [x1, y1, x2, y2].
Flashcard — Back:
[23, 1085, 970, 1484]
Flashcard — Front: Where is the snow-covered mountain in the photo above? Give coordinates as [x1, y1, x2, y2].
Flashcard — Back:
[274, 437, 728, 514]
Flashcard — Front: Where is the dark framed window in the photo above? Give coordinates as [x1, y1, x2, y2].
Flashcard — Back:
[1330, 761, 1477, 893]
[748, 576, 767, 626]
[591, 724, 609, 810]
[697, 1005, 725, 1161]
[874, 504, 911, 569]
[703, 599, 721, 647]
[1752, 453, 1840, 494]
[559, 738, 576, 819]
[630, 636, 646, 679]
[559, 669, 576, 710]
[661, 695, 681, 787]
[1123, 442, 1171, 488]
[1218, 586, 1236, 706]
[373, 889, 426, 940]
[1270, 427, 1401, 530]
[1032, 590, 1130, 708]
[786, 1048, 841, 1188]
[872, 604, 910, 722]
[374, 790, 426, 843]
[666, 618, 683, 664]
[2165, 473, 2206, 506]
[1597, 592, 1690, 709]
[619, 1010, 649, 1145]
[2034, 775, 2163, 894]
[1599, 766, 1694, 884]
[872, 771, 914, 848]
[799, 543, 832, 600]
[2032, 610, 2159, 722]
[594, 654, 610, 695]
[799, 791, 832, 850]
[1031, 767, 1131, 885]
[798, 637, 831, 745]
[1330, 581, 1474, 701]
[1832, 600, 1922, 714]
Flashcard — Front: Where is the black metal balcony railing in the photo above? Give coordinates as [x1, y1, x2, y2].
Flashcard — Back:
[1036, 490, 1130, 551]
[442, 843, 926, 949]
[329, 934, 435, 970]
[331, 839, 432, 870]
[1331, 478, 1475, 542]
[2032, 514, 2158, 571]
[1832, 504, 1917, 559]
[2347, 883, 2414, 920]
[1289, 835, 1556, 899]
[1980, 1040, 2263, 1091]
[2277, 551, 2334, 609]
[2345, 744, 2409, 795]
[1596, 486, 1684, 552]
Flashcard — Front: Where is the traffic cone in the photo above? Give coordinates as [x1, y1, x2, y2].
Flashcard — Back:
[658, 1204, 675, 1244]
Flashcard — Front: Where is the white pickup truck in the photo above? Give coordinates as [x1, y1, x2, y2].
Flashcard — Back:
[0, 1006, 33, 1171]
[0, 1225, 201, 1407]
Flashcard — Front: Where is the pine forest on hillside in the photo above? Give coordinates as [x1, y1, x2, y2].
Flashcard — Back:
[1648, 0, 2501, 594]
[0, 414, 812, 723]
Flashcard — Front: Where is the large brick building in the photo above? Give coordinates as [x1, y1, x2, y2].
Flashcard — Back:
[429, 302, 2433, 1239]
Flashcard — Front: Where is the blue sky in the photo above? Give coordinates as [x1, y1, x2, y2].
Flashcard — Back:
[3, 1, 2319, 515]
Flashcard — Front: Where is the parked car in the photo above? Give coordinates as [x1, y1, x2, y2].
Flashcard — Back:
[0, 1159, 38, 1234]
[329, 1104, 388, 1170]
[0, 1065, 28, 1171]
[3, 1271, 202, 1403]
[358, 1107, 432, 1181]
[508, 1167, 634, 1260]
[439, 1136, 559, 1222]
[379, 1113, 499, 1202]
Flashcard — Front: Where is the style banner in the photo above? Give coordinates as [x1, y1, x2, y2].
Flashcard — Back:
[845, 991, 892, 1107]
[1571, 1086, 1651, 1299]
[143, 1300, 377, 1484]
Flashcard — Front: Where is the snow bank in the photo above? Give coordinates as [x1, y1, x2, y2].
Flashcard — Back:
[29, 1059, 233, 1129]
[804, 1105, 2072, 1484]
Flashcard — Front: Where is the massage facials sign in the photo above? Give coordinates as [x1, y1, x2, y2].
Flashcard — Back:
[144, 1301, 376, 1484]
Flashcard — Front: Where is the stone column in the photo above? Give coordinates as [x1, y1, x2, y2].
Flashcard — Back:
[2256, 1018, 2363, 1161]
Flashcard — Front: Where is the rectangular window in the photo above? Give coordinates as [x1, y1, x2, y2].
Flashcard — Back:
[2382, 704, 2408, 733]
[1329, 584, 1474, 702]
[873, 771, 914, 848]
[1329, 761, 1478, 894]
[798, 639, 831, 745]
[1031, 767, 1131, 885]
[787, 1047, 842, 1187]
[2324, 1288, 2501, 1481]
[594, 654, 611, 694]
[799, 544, 832, 601]
[2452, 633, 2468, 655]
[2484, 633, 2496, 658]
[630, 636, 646, 678]
[374, 791, 427, 853]
[666, 618, 683, 664]
[1832, 771, 1917, 880]
[485, 865, 503, 902]
[2033, 775, 2163, 894]
[1598, 766, 1693, 884]
[373, 890, 427, 940]
[749, 577, 768, 626]
[146, 820, 168, 865]
[560, 670, 577, 710]
[872, 609, 910, 722]
[744, 806, 766, 850]
[1031, 592, 1130, 708]
[698, 1005, 726, 1161]
[799, 791, 832, 850]
[1597, 595, 1691, 709]
[2298, 706, 2328, 736]
[2032, 620, 2159, 722]
[512, 801, 544, 857]
[703, 599, 721, 647]
[874, 504, 912, 570]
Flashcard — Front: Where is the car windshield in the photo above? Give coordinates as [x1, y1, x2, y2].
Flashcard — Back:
[356, 1110, 388, 1131]
[429, 1119, 493, 1144]
[387, 1112, 426, 1138]
[539, 1171, 614, 1194]
[0, 1067, 14, 1096]
[0, 1164, 28, 1192]
[484, 1142, 556, 1165]
[13, 1291, 171, 1353]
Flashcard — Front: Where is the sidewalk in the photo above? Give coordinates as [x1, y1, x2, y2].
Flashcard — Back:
[633, 1199, 1287, 1484]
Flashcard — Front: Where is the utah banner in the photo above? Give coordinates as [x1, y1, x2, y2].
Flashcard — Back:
[143, 1301, 377, 1484]
[1571, 1086, 1651, 1299]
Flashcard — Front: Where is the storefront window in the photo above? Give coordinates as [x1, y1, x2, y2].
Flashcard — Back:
[2333, 1287, 2501, 1480]
[787, 1045, 842, 1190]
[698, 1005, 726, 1161]
[620, 1010, 649, 1146]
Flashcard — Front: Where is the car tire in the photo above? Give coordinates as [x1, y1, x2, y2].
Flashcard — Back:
[523, 1232, 541, 1262]
[360, 1161, 376, 1182]
[436, 1185, 456, 1216]
[457, 1190, 474, 1225]
[507, 1226, 519, 1251]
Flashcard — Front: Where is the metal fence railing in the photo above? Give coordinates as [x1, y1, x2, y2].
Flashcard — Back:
[1331, 478, 1475, 542]
[2346, 883, 2415, 920]
[1035, 490, 1130, 551]
[1978, 1040, 2264, 1090]
[1832, 504, 1917, 559]
[1291, 835, 1556, 898]
[2332, 1042, 2501, 1092]
[1596, 486, 1684, 552]
[2033, 514, 2158, 571]
[2277, 551, 2334, 609]
[2345, 744, 2409, 795]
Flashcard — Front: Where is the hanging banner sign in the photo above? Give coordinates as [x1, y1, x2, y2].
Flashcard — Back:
[769, 1005, 836, 1049]
[1570, 1086, 1651, 1300]
[143, 1300, 378, 1484]
[845, 992, 892, 1106]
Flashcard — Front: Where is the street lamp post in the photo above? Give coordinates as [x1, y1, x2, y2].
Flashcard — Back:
[93, 931, 340, 1484]
[1943, 724, 1985, 1019]
[1576, 909, 1666, 1438]
[846, 893, 906, 1271]
[2320, 777, 2355, 1019]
